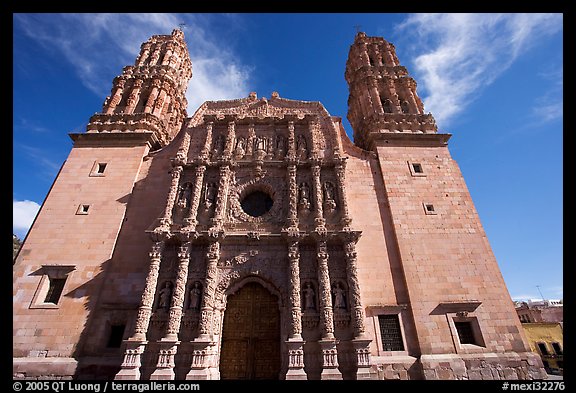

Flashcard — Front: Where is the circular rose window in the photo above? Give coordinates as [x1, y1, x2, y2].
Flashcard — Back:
[240, 190, 274, 217]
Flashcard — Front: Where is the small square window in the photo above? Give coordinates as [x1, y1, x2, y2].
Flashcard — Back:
[423, 203, 436, 215]
[90, 161, 108, 177]
[76, 204, 90, 215]
[29, 265, 74, 309]
[408, 161, 426, 177]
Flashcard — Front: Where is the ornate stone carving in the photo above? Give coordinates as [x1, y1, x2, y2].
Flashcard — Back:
[157, 281, 173, 311]
[234, 136, 246, 159]
[296, 134, 308, 160]
[316, 240, 334, 338]
[298, 182, 311, 212]
[198, 241, 220, 336]
[189, 281, 203, 311]
[133, 242, 164, 339]
[332, 282, 347, 311]
[323, 181, 337, 213]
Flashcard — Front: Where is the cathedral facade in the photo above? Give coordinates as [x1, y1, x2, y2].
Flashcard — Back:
[13, 29, 546, 380]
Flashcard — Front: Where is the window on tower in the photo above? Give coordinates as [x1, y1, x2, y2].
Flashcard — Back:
[401, 100, 410, 114]
[381, 98, 393, 113]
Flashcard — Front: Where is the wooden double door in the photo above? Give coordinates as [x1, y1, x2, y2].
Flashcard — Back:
[220, 282, 281, 380]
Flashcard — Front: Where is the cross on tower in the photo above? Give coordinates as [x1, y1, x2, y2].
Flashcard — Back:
[353, 25, 362, 34]
[178, 22, 187, 31]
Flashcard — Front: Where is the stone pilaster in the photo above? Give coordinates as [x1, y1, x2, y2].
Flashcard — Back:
[286, 120, 296, 160]
[150, 342, 178, 380]
[286, 164, 299, 230]
[156, 166, 182, 232]
[210, 165, 231, 232]
[316, 240, 334, 339]
[311, 164, 326, 231]
[288, 241, 302, 339]
[183, 165, 206, 228]
[198, 241, 219, 339]
[334, 158, 352, 229]
[342, 235, 366, 338]
[352, 339, 372, 380]
[223, 120, 236, 161]
[115, 241, 164, 380]
[144, 79, 161, 114]
[125, 79, 143, 114]
[285, 339, 307, 380]
[164, 242, 190, 341]
[104, 78, 125, 114]
[369, 78, 384, 114]
[199, 121, 213, 162]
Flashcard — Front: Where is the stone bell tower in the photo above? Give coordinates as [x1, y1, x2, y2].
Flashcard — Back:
[87, 28, 192, 149]
[345, 32, 437, 150]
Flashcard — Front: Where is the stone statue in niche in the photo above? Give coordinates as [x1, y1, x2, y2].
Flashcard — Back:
[275, 135, 286, 158]
[323, 181, 337, 212]
[203, 182, 217, 210]
[177, 182, 193, 209]
[298, 182, 311, 211]
[234, 137, 246, 158]
[189, 281, 202, 311]
[302, 282, 316, 311]
[332, 282, 347, 311]
[296, 134, 308, 159]
[212, 135, 225, 157]
[255, 135, 267, 152]
[158, 281, 173, 310]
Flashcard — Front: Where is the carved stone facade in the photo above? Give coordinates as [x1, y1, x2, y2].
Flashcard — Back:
[13, 30, 546, 381]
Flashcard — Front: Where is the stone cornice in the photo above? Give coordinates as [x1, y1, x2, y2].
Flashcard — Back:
[69, 131, 157, 148]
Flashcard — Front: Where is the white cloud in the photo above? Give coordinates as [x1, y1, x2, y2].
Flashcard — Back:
[396, 13, 563, 127]
[13, 200, 41, 234]
[14, 13, 251, 114]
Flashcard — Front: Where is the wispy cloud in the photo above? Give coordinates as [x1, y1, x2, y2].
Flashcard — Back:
[16, 144, 62, 179]
[531, 65, 563, 123]
[13, 199, 41, 238]
[14, 118, 51, 134]
[14, 13, 251, 113]
[396, 13, 563, 127]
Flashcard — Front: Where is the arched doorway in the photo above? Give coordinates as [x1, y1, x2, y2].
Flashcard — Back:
[220, 282, 281, 379]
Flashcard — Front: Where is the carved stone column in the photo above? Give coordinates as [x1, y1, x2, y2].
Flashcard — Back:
[144, 79, 161, 114]
[157, 166, 183, 232]
[136, 43, 151, 66]
[152, 85, 168, 117]
[343, 237, 366, 338]
[115, 241, 164, 380]
[165, 242, 191, 340]
[151, 243, 190, 380]
[352, 339, 373, 380]
[286, 164, 299, 230]
[319, 339, 342, 380]
[223, 120, 236, 161]
[125, 79, 143, 114]
[311, 163, 326, 231]
[285, 239, 307, 380]
[188, 240, 219, 380]
[198, 241, 219, 338]
[105, 78, 125, 114]
[199, 121, 213, 161]
[183, 165, 206, 228]
[334, 159, 352, 229]
[210, 165, 231, 233]
[288, 241, 303, 339]
[370, 78, 384, 115]
[246, 122, 255, 158]
[316, 240, 334, 340]
[286, 120, 296, 160]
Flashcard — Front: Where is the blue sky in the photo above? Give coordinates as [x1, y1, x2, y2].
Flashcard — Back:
[13, 13, 563, 302]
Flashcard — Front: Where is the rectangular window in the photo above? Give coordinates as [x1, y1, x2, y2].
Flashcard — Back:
[551, 342, 562, 355]
[378, 314, 405, 351]
[408, 161, 426, 177]
[455, 321, 476, 345]
[90, 161, 108, 177]
[423, 202, 437, 215]
[107, 324, 126, 348]
[76, 204, 90, 215]
[537, 342, 549, 356]
[30, 265, 75, 309]
[44, 277, 67, 304]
